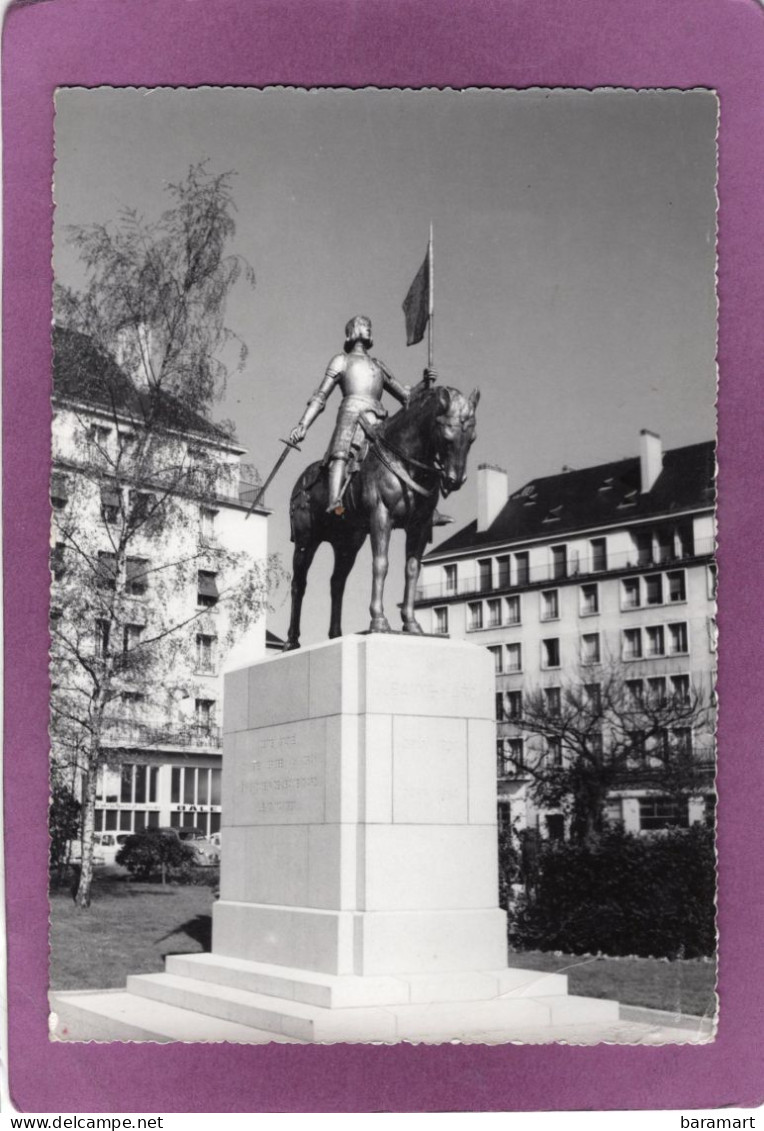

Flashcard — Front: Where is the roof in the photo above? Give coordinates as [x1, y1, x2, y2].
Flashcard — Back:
[426, 440, 716, 559]
[52, 325, 236, 446]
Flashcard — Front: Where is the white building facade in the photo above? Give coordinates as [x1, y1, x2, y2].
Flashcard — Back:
[50, 326, 270, 839]
[415, 431, 716, 838]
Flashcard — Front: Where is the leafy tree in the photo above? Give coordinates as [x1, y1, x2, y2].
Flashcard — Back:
[502, 663, 714, 845]
[51, 165, 283, 909]
[48, 767, 81, 886]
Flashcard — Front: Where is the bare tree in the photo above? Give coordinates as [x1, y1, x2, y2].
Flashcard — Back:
[51, 166, 282, 908]
[501, 663, 714, 845]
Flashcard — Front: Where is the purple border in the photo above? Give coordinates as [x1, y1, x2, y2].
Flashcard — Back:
[3, 0, 763, 1113]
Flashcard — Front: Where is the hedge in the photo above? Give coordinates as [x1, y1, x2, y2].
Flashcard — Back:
[507, 825, 716, 959]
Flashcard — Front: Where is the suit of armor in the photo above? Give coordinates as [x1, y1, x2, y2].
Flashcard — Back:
[291, 318, 410, 513]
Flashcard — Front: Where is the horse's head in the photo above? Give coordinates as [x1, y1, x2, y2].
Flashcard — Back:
[431, 385, 480, 496]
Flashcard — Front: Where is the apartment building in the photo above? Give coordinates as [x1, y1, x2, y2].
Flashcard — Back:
[415, 430, 716, 836]
[50, 325, 270, 838]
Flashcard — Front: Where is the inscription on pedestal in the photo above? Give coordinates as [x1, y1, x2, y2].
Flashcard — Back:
[238, 719, 327, 824]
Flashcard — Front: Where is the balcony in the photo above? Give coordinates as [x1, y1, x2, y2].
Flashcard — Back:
[101, 717, 221, 751]
[415, 538, 716, 603]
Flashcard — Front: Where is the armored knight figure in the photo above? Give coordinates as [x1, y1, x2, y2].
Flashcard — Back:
[290, 316, 431, 514]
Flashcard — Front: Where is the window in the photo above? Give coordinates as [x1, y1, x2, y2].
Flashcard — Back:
[541, 638, 560, 669]
[496, 556, 510, 588]
[126, 557, 149, 597]
[634, 530, 652, 566]
[505, 595, 521, 625]
[478, 559, 492, 591]
[196, 633, 216, 673]
[444, 564, 457, 594]
[589, 732, 604, 758]
[507, 738, 524, 770]
[629, 731, 647, 759]
[590, 537, 607, 572]
[94, 619, 110, 658]
[645, 625, 665, 657]
[129, 491, 156, 522]
[433, 606, 449, 635]
[540, 590, 559, 621]
[546, 737, 563, 767]
[625, 679, 643, 706]
[545, 687, 561, 715]
[50, 543, 66, 581]
[100, 485, 121, 524]
[671, 674, 690, 703]
[546, 814, 565, 841]
[197, 570, 219, 608]
[195, 698, 216, 732]
[707, 616, 718, 653]
[551, 545, 567, 580]
[118, 766, 159, 810]
[495, 692, 505, 721]
[585, 683, 602, 712]
[673, 727, 692, 756]
[622, 578, 640, 609]
[677, 522, 694, 558]
[467, 602, 483, 631]
[87, 424, 111, 460]
[639, 797, 689, 831]
[123, 623, 143, 653]
[50, 472, 69, 510]
[507, 690, 523, 719]
[580, 584, 599, 616]
[515, 552, 529, 586]
[506, 643, 523, 673]
[668, 622, 688, 655]
[645, 574, 663, 605]
[707, 563, 718, 600]
[96, 551, 117, 590]
[121, 691, 145, 707]
[623, 629, 642, 660]
[200, 507, 218, 542]
[581, 633, 600, 665]
[668, 571, 686, 603]
[487, 645, 503, 674]
[647, 677, 666, 704]
[487, 599, 502, 627]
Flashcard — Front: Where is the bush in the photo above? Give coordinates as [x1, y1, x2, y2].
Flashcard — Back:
[116, 831, 198, 883]
[507, 825, 716, 959]
[49, 781, 81, 886]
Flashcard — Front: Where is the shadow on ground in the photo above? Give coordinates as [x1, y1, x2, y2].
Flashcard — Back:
[157, 913, 212, 955]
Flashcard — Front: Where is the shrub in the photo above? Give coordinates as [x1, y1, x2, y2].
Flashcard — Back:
[49, 781, 81, 886]
[116, 830, 197, 883]
[507, 825, 716, 959]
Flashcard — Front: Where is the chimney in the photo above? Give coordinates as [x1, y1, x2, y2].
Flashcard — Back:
[640, 429, 663, 493]
[477, 463, 508, 532]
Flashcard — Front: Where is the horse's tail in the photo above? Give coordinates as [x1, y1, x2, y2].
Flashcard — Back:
[289, 461, 326, 545]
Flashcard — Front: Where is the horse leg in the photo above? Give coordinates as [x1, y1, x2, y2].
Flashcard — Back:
[401, 520, 430, 634]
[328, 533, 364, 639]
[283, 541, 318, 651]
[368, 505, 393, 632]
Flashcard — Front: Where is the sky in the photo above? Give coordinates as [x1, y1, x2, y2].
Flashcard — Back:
[53, 87, 718, 645]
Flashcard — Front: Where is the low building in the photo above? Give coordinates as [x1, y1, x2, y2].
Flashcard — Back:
[50, 325, 270, 839]
[415, 430, 716, 837]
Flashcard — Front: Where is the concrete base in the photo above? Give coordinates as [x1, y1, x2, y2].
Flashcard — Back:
[49, 637, 672, 1045]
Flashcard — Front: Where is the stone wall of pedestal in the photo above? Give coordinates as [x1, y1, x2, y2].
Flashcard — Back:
[215, 634, 508, 976]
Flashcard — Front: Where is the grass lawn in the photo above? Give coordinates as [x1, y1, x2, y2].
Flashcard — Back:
[51, 875, 717, 1019]
[509, 949, 717, 1019]
[50, 875, 216, 991]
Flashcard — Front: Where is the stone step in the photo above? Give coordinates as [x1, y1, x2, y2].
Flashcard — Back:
[50, 989, 302, 1044]
[127, 972, 613, 1042]
[165, 952, 569, 1008]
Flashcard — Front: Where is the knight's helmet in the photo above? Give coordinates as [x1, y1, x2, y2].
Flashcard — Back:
[344, 315, 373, 349]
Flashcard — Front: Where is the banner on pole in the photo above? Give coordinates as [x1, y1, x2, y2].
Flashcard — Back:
[402, 249, 430, 346]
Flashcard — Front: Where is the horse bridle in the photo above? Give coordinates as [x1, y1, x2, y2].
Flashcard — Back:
[358, 415, 441, 498]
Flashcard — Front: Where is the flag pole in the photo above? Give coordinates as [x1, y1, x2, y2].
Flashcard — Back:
[428, 222, 434, 372]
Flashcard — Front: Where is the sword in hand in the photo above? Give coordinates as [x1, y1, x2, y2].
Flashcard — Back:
[244, 437, 302, 519]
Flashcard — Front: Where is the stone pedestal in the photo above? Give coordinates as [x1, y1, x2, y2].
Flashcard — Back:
[52, 635, 621, 1043]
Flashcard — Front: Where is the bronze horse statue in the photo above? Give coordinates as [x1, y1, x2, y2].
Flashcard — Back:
[283, 381, 479, 649]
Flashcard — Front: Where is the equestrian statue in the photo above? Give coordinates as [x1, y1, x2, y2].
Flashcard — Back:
[281, 315, 479, 649]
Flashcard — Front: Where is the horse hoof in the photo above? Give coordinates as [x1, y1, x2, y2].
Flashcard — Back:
[369, 617, 391, 633]
[402, 621, 424, 635]
[282, 641, 300, 652]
